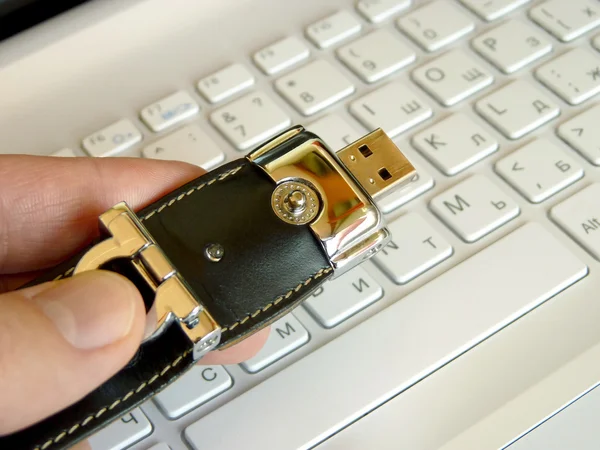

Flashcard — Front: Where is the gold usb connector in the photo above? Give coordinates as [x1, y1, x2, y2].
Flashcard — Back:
[337, 128, 416, 200]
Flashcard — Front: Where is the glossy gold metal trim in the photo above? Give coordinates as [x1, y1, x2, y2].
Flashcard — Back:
[74, 202, 220, 359]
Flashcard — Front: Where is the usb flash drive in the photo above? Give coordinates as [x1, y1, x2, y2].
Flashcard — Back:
[2, 125, 416, 450]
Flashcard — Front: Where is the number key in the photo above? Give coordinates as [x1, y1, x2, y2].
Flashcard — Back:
[275, 60, 355, 116]
[337, 29, 415, 83]
[210, 92, 291, 150]
[397, 1, 475, 52]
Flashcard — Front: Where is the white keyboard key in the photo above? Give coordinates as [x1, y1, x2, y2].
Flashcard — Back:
[530, 0, 600, 42]
[337, 29, 416, 83]
[397, 1, 475, 52]
[82, 119, 142, 157]
[459, 0, 530, 21]
[472, 20, 552, 73]
[412, 49, 494, 106]
[142, 124, 224, 170]
[306, 10, 362, 49]
[430, 175, 520, 242]
[412, 113, 498, 175]
[275, 60, 355, 116]
[197, 63, 254, 104]
[536, 48, 600, 105]
[349, 82, 433, 137]
[210, 91, 291, 150]
[88, 409, 152, 450]
[304, 267, 383, 327]
[557, 103, 600, 166]
[495, 139, 584, 203]
[140, 91, 199, 132]
[593, 34, 600, 52]
[50, 148, 76, 157]
[376, 164, 435, 213]
[373, 212, 452, 284]
[153, 365, 232, 419]
[253, 36, 310, 75]
[551, 183, 600, 261]
[240, 314, 309, 373]
[306, 114, 362, 151]
[146, 444, 170, 450]
[475, 80, 560, 139]
[356, 0, 411, 23]
[184, 223, 587, 450]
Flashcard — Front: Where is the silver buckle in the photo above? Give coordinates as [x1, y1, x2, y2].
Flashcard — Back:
[74, 202, 221, 360]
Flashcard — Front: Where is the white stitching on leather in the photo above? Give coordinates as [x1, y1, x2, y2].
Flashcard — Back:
[50, 165, 243, 282]
[220, 267, 333, 333]
[33, 351, 191, 450]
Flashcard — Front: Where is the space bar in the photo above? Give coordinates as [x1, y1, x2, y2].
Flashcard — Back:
[184, 223, 587, 450]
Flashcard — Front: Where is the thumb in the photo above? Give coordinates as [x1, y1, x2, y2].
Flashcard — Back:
[0, 270, 146, 435]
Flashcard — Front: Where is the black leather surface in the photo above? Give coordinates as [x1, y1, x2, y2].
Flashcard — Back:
[2, 155, 334, 450]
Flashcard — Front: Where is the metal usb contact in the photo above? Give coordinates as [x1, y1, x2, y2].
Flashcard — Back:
[248, 125, 416, 277]
[337, 128, 416, 200]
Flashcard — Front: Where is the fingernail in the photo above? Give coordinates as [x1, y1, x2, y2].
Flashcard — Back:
[34, 271, 141, 349]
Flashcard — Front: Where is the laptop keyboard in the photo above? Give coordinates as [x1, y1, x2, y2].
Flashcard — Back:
[42, 0, 600, 448]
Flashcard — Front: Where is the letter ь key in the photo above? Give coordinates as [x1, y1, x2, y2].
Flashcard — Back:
[430, 175, 519, 242]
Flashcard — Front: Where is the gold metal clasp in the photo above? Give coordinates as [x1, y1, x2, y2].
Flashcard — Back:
[74, 202, 221, 360]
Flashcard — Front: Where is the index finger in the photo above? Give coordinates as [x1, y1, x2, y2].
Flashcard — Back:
[0, 155, 204, 274]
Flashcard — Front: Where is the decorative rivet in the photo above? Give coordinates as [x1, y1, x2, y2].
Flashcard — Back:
[204, 243, 224, 262]
[271, 180, 320, 225]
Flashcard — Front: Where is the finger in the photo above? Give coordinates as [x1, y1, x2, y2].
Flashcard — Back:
[0, 270, 146, 435]
[70, 441, 91, 450]
[0, 155, 204, 273]
[0, 272, 40, 294]
[199, 327, 271, 365]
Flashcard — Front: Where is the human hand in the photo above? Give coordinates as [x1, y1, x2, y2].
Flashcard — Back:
[0, 155, 269, 441]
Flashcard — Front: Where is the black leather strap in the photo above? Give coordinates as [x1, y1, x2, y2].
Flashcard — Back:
[1, 158, 333, 450]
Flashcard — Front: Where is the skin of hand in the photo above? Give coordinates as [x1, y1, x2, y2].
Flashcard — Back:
[0, 155, 269, 445]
